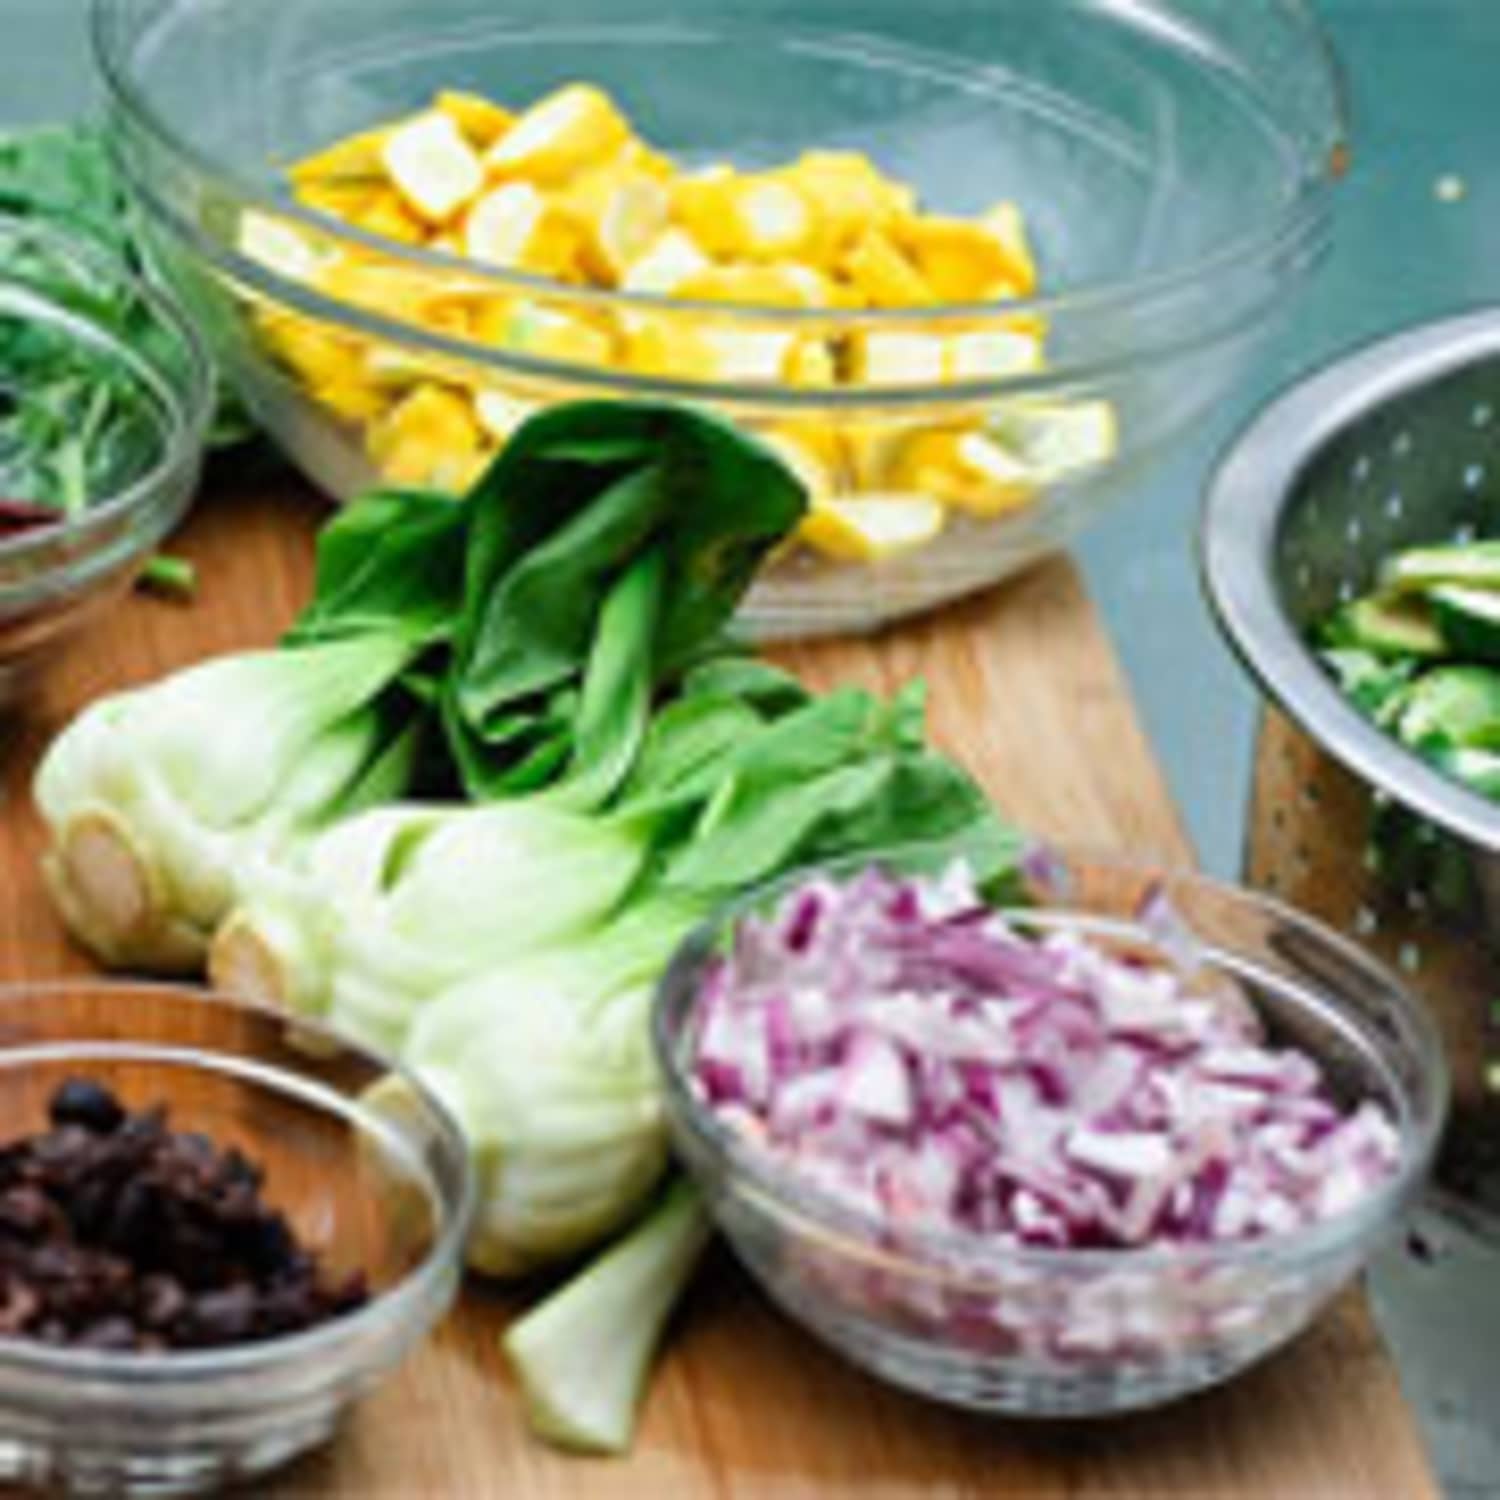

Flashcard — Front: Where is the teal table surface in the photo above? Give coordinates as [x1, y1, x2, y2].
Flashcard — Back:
[4, 1, 1499, 1491]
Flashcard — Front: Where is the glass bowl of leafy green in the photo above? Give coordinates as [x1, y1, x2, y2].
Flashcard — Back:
[0, 212, 212, 699]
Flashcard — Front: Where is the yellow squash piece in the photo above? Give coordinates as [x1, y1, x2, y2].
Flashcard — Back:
[985, 400, 1119, 479]
[979, 201, 1039, 297]
[800, 493, 947, 562]
[849, 331, 949, 387]
[316, 258, 465, 327]
[759, 428, 837, 506]
[900, 216, 1028, 303]
[293, 181, 380, 224]
[490, 302, 615, 366]
[463, 183, 582, 277]
[677, 262, 835, 308]
[435, 90, 514, 148]
[350, 190, 431, 246]
[472, 388, 536, 442]
[621, 320, 792, 382]
[668, 166, 739, 254]
[786, 338, 838, 387]
[621, 321, 719, 380]
[368, 383, 483, 489]
[257, 311, 364, 391]
[785, 151, 915, 263]
[238, 212, 328, 283]
[841, 228, 934, 308]
[841, 419, 947, 493]
[696, 326, 797, 381]
[672, 170, 813, 261]
[312, 376, 392, 427]
[568, 174, 672, 286]
[732, 175, 815, 261]
[620, 228, 713, 296]
[289, 127, 392, 187]
[380, 111, 485, 224]
[947, 328, 1045, 381]
[361, 341, 476, 390]
[889, 429, 1035, 517]
[486, 82, 630, 184]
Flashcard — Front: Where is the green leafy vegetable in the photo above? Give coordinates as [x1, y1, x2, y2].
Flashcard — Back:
[0, 120, 254, 449]
[286, 488, 470, 649]
[0, 124, 130, 254]
[446, 402, 805, 804]
[138, 554, 199, 600]
[0, 306, 162, 514]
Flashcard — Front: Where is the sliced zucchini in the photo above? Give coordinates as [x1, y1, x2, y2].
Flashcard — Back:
[1320, 648, 1416, 723]
[1429, 743, 1500, 801]
[1395, 664, 1500, 750]
[1325, 594, 1447, 658]
[1430, 584, 1500, 662]
[1382, 540, 1500, 595]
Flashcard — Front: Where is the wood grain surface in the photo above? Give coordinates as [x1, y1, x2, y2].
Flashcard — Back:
[0, 477, 1437, 1497]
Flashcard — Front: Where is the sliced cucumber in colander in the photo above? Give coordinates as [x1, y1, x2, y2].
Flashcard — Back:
[1429, 584, 1500, 662]
[1394, 664, 1500, 749]
[1326, 594, 1447, 658]
[1382, 540, 1500, 595]
[1428, 743, 1500, 800]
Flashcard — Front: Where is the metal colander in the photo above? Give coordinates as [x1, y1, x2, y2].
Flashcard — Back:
[1202, 309, 1500, 870]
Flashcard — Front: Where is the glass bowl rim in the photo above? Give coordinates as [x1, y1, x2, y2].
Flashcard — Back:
[0, 977, 475, 1384]
[652, 839, 1448, 1283]
[90, 0, 1349, 353]
[0, 214, 214, 577]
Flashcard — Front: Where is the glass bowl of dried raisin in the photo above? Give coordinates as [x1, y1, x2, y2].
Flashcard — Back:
[0, 981, 473, 1496]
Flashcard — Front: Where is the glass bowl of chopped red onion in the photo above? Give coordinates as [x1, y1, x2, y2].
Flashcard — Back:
[653, 847, 1446, 1416]
[0, 982, 472, 1496]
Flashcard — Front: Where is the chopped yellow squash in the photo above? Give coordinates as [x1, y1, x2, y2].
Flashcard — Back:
[435, 90, 514, 148]
[841, 229, 934, 309]
[368, 383, 482, 487]
[380, 111, 485, 224]
[270, 78, 1109, 558]
[800, 493, 947, 562]
[486, 83, 629, 183]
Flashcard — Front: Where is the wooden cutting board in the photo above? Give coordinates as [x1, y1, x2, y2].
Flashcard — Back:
[0, 477, 1438, 1498]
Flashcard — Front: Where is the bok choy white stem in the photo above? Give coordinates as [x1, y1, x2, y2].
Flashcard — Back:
[503, 1177, 711, 1454]
[35, 635, 419, 970]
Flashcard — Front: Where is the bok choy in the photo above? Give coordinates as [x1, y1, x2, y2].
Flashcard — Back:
[33, 397, 1024, 1458]
[38, 402, 801, 974]
[211, 800, 656, 1056]
[35, 636, 420, 969]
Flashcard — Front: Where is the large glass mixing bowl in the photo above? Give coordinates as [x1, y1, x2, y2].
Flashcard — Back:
[95, 0, 1346, 637]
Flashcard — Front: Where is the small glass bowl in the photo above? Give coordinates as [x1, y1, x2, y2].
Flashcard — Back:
[653, 846, 1446, 1416]
[95, 0, 1345, 636]
[0, 215, 211, 702]
[0, 982, 472, 1496]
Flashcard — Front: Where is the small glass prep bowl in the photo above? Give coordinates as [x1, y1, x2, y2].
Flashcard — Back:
[0, 982, 472, 1497]
[0, 216, 211, 701]
[95, 0, 1345, 637]
[653, 847, 1446, 1416]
